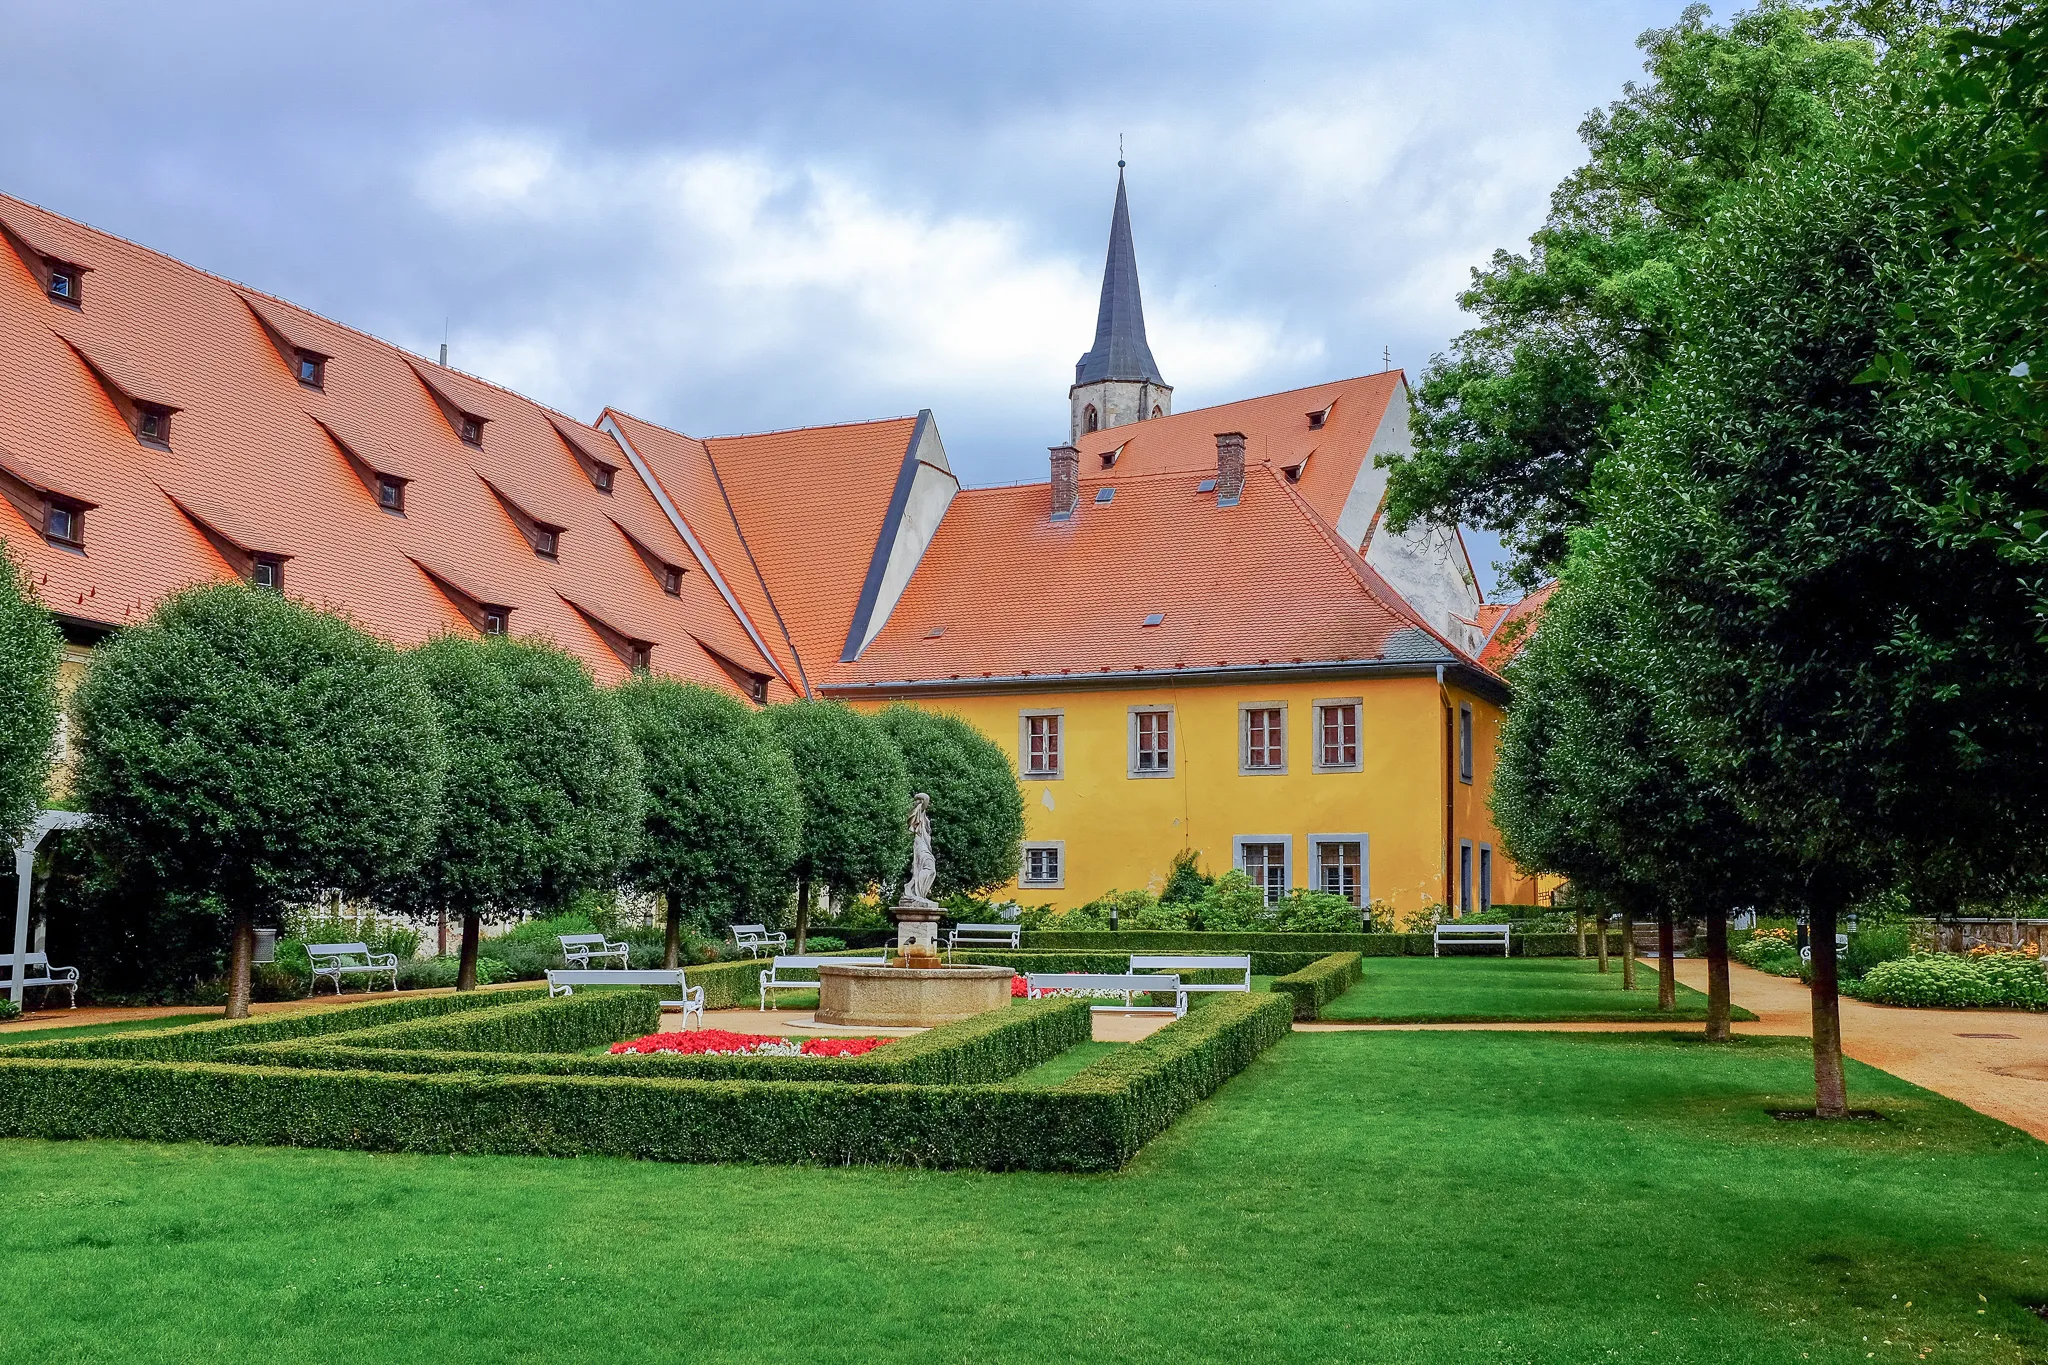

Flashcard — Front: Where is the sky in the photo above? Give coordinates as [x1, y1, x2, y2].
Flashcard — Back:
[1, 0, 1687, 599]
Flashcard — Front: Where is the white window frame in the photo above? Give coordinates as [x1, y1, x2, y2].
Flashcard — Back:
[1458, 839, 1474, 914]
[1127, 704, 1176, 778]
[1311, 697, 1363, 773]
[1239, 702, 1289, 775]
[1233, 834, 1293, 904]
[1018, 709, 1065, 781]
[1479, 842, 1494, 912]
[1020, 841, 1065, 889]
[1308, 833, 1370, 906]
[1458, 703, 1475, 785]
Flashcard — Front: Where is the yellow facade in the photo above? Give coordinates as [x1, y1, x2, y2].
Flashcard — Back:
[855, 669, 1543, 917]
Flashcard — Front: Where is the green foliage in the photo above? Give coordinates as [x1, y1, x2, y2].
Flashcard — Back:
[1196, 870, 1268, 931]
[1845, 951, 2048, 1008]
[0, 998, 18, 1023]
[394, 635, 643, 929]
[764, 700, 911, 898]
[1271, 953, 1364, 1020]
[875, 705, 1024, 895]
[1842, 924, 1913, 979]
[1273, 889, 1363, 933]
[1732, 928, 1807, 978]
[0, 542, 60, 843]
[227, 990, 661, 1061]
[615, 678, 800, 935]
[1159, 849, 1213, 905]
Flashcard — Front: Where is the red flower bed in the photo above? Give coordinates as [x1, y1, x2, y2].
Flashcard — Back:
[1011, 973, 1028, 997]
[609, 1029, 892, 1058]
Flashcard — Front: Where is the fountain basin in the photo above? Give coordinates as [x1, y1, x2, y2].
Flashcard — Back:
[815, 962, 1012, 1028]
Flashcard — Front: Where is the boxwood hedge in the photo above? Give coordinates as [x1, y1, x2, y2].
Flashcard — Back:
[1271, 952, 1364, 1020]
[1019, 930, 1622, 958]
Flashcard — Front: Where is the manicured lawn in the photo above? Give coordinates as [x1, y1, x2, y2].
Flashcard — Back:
[0, 1013, 216, 1042]
[1320, 954, 1756, 1022]
[2, 1030, 2042, 1362]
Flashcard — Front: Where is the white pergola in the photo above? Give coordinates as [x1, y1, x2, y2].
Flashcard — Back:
[8, 809, 90, 1005]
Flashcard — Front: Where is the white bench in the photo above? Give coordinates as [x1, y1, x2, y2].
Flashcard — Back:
[546, 968, 704, 1029]
[558, 932, 629, 969]
[0, 952, 79, 1009]
[1130, 954, 1251, 992]
[1434, 923, 1512, 957]
[306, 942, 399, 995]
[946, 922, 1021, 958]
[731, 924, 788, 958]
[758, 954, 887, 1010]
[1026, 972, 1187, 1016]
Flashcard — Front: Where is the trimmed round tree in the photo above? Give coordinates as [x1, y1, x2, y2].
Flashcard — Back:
[764, 700, 910, 951]
[394, 635, 643, 989]
[875, 704, 1023, 897]
[72, 583, 444, 1017]
[616, 677, 801, 966]
[0, 544, 61, 844]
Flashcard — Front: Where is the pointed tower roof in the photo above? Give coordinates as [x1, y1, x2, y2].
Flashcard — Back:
[1073, 166, 1167, 387]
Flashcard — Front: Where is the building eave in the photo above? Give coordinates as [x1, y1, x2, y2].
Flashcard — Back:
[821, 656, 1510, 704]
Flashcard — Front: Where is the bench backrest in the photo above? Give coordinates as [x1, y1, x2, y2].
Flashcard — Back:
[953, 923, 1019, 935]
[0, 952, 51, 968]
[732, 924, 774, 937]
[1129, 955, 1251, 971]
[768, 955, 886, 971]
[1028, 973, 1182, 991]
[1437, 924, 1511, 936]
[547, 969, 686, 986]
[307, 942, 372, 960]
[558, 934, 610, 947]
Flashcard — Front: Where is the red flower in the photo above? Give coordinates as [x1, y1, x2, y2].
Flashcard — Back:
[1010, 974, 1029, 997]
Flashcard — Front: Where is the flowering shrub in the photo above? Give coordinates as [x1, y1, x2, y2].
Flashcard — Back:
[1012, 973, 1159, 1001]
[1846, 951, 2048, 1010]
[610, 1029, 892, 1058]
[1733, 927, 1805, 977]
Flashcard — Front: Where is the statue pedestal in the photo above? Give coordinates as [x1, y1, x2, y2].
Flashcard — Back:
[893, 904, 942, 954]
[816, 962, 1011, 1028]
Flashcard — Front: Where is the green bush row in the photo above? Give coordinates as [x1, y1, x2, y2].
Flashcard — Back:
[224, 990, 659, 1065]
[0, 987, 546, 1061]
[1270, 953, 1364, 1020]
[953, 950, 1324, 978]
[1020, 930, 1623, 958]
[1844, 953, 2048, 1010]
[238, 997, 1093, 1086]
[0, 994, 1287, 1170]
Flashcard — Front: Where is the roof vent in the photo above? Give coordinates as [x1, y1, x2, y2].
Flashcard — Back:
[1094, 487, 1114, 504]
[925, 624, 947, 639]
[1141, 613, 1164, 627]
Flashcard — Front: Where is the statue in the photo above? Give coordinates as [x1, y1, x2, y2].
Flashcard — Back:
[900, 792, 939, 910]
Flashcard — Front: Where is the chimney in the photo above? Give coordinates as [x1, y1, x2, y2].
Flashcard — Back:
[1050, 444, 1080, 520]
[1215, 431, 1246, 506]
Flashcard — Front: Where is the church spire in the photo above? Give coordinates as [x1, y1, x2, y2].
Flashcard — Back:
[1069, 163, 1171, 443]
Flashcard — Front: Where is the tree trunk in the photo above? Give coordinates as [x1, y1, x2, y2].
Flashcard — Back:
[1657, 908, 1676, 1011]
[663, 890, 682, 970]
[1704, 905, 1732, 1043]
[1596, 911, 1610, 973]
[436, 909, 448, 958]
[457, 911, 481, 991]
[1620, 910, 1637, 990]
[1808, 891, 1849, 1119]
[794, 876, 811, 954]
[224, 905, 255, 1020]
[1575, 911, 1586, 958]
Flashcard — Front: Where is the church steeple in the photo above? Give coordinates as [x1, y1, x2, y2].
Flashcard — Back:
[1070, 163, 1171, 443]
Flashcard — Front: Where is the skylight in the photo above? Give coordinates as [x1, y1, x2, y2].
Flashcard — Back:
[1142, 613, 1164, 627]
[1095, 487, 1114, 503]
[1197, 478, 1216, 493]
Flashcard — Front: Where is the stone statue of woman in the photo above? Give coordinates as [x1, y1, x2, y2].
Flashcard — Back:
[900, 791, 940, 909]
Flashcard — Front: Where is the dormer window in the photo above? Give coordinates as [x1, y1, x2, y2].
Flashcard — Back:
[661, 565, 682, 596]
[458, 414, 482, 446]
[295, 352, 326, 388]
[47, 266, 78, 303]
[629, 642, 651, 673]
[136, 405, 171, 446]
[1307, 401, 1335, 430]
[591, 464, 614, 493]
[750, 676, 767, 704]
[482, 609, 507, 636]
[534, 527, 558, 558]
[378, 476, 405, 512]
[252, 557, 283, 592]
[44, 503, 81, 546]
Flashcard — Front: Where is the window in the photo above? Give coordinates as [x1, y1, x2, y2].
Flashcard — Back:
[1021, 842, 1064, 889]
[628, 642, 651, 673]
[1242, 705, 1286, 772]
[295, 352, 325, 388]
[1236, 838, 1290, 905]
[251, 557, 282, 592]
[377, 477, 405, 512]
[482, 609, 507, 636]
[1151, 405, 1163, 418]
[591, 464, 614, 493]
[1314, 700, 1360, 771]
[533, 527, 559, 558]
[136, 405, 170, 445]
[660, 565, 682, 596]
[1313, 837, 1366, 907]
[1458, 703, 1474, 784]
[1459, 840, 1474, 914]
[1021, 711, 1062, 778]
[1479, 844, 1493, 912]
[44, 504, 80, 546]
[1129, 707, 1173, 777]
[47, 267, 77, 303]
[749, 675, 768, 704]
[458, 414, 483, 446]
[1083, 404, 1099, 433]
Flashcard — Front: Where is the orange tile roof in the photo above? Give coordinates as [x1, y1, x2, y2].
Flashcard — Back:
[0, 192, 787, 700]
[1073, 371, 1404, 530]
[832, 460, 1482, 690]
[1477, 581, 1556, 671]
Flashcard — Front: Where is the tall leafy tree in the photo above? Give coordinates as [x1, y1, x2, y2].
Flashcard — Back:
[0, 544, 61, 844]
[764, 700, 910, 951]
[616, 678, 800, 966]
[394, 636, 642, 990]
[1381, 4, 1881, 588]
[72, 584, 443, 1017]
[875, 705, 1024, 897]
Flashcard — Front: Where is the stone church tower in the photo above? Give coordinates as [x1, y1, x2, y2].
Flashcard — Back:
[1070, 164, 1171, 444]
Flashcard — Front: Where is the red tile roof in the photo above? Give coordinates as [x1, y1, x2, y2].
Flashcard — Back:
[0, 192, 786, 699]
[1477, 581, 1556, 671]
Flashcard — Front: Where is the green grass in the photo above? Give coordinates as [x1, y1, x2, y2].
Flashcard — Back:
[1008, 1040, 1124, 1088]
[1319, 955, 1756, 1022]
[0, 1013, 217, 1043]
[0, 1030, 2042, 1362]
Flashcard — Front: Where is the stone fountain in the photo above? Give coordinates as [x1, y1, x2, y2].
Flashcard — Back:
[814, 792, 1011, 1028]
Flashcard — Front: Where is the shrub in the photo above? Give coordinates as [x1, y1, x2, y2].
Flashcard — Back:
[1271, 953, 1364, 1020]
[804, 936, 847, 953]
[1846, 951, 2048, 1010]
[1197, 871, 1270, 931]
[0, 998, 19, 1023]
[1159, 850, 1213, 906]
[1274, 890, 1362, 933]
[1841, 924, 1912, 980]
[228, 990, 660, 1062]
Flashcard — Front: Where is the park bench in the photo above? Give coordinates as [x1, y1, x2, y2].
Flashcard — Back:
[730, 923, 788, 958]
[1434, 922, 1512, 957]
[558, 932, 629, 969]
[546, 968, 703, 1029]
[306, 942, 399, 995]
[1130, 954, 1251, 992]
[1799, 934, 1851, 964]
[945, 922, 1021, 959]
[0, 951, 79, 1009]
[759, 954, 887, 1010]
[1026, 972, 1187, 1017]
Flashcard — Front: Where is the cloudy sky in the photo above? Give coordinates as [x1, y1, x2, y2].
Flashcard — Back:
[2, 0, 1684, 596]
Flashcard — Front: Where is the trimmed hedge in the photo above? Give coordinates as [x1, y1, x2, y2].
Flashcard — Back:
[0, 988, 548, 1061]
[0, 993, 1289, 1170]
[233, 996, 1093, 1085]
[1271, 953, 1363, 1020]
[224, 990, 659, 1064]
[953, 950, 1326, 979]
[1020, 930, 1624, 959]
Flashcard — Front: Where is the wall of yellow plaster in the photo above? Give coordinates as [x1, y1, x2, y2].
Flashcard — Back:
[857, 674, 1534, 917]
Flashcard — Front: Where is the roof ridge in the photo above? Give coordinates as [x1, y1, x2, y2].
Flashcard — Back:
[1075, 369, 1403, 439]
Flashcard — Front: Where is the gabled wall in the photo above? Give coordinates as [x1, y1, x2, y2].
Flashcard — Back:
[841, 411, 959, 660]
